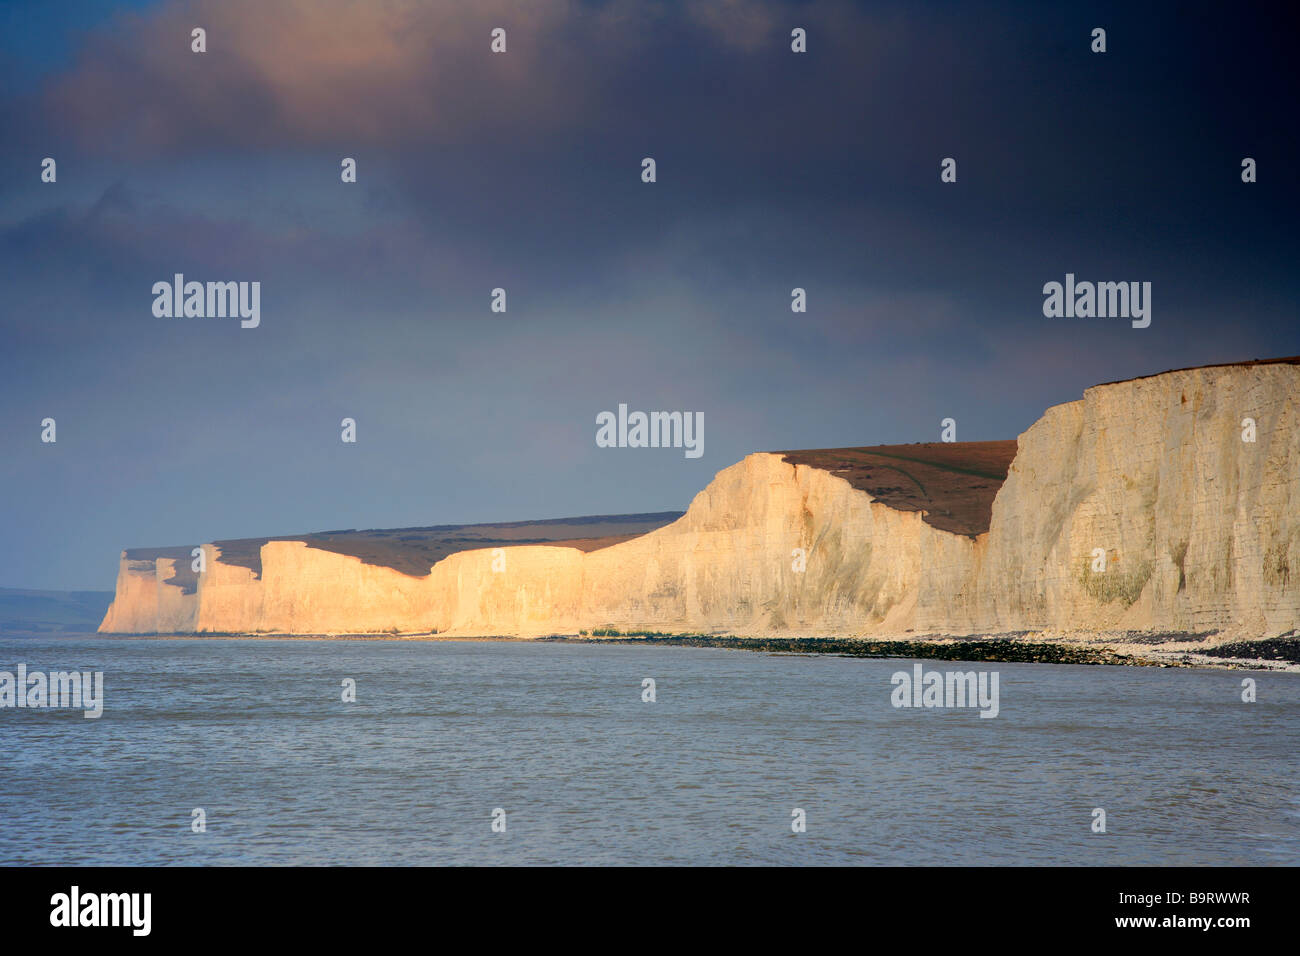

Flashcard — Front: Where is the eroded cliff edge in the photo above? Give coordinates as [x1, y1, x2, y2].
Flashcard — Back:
[99, 362, 1299, 644]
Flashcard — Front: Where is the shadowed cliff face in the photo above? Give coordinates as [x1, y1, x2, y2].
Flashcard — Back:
[972, 362, 1300, 636]
[778, 442, 1018, 537]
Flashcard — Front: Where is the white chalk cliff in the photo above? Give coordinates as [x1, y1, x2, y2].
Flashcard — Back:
[100, 362, 1299, 639]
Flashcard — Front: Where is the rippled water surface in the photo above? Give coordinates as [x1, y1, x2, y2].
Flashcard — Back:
[1, 637, 1296, 865]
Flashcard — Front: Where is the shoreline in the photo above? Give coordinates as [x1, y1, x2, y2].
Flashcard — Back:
[552, 633, 1300, 672]
[13, 629, 1299, 672]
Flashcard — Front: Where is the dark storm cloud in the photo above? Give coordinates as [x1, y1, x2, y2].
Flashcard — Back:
[1, 0, 1297, 589]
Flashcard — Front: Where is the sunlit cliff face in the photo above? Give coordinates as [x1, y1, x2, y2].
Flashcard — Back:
[101, 364, 1300, 641]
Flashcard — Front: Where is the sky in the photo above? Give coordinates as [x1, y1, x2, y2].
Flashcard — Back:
[1, 0, 1297, 590]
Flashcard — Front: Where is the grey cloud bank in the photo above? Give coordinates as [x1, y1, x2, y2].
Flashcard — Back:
[0, 0, 1296, 590]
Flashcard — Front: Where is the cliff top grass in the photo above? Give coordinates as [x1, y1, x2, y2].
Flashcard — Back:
[128, 437, 1021, 584]
[778, 441, 1019, 537]
[123, 545, 201, 594]
[127, 513, 684, 582]
[1090, 354, 1300, 388]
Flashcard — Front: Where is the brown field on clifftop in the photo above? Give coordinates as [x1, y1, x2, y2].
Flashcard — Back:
[130, 439, 1021, 591]
[1091, 354, 1300, 387]
[212, 513, 685, 578]
[778, 441, 1018, 537]
[127, 513, 684, 585]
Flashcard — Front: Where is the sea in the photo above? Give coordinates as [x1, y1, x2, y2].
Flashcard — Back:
[1, 636, 1296, 865]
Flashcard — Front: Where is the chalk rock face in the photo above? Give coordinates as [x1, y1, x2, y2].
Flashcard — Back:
[198, 541, 435, 634]
[98, 363, 1299, 638]
[973, 363, 1299, 636]
[572, 454, 946, 636]
[99, 554, 198, 633]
